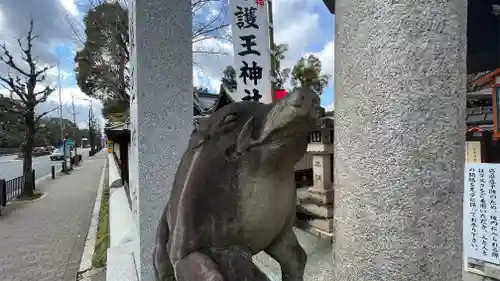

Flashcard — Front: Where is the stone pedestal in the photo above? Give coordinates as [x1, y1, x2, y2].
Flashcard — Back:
[334, 1, 466, 280]
[128, 0, 192, 280]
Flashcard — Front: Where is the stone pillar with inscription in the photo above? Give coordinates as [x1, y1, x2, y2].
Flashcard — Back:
[128, 0, 192, 280]
[334, 1, 466, 281]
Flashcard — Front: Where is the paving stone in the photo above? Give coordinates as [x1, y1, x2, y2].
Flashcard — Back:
[0, 152, 106, 281]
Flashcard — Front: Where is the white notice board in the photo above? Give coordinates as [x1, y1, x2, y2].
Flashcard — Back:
[464, 163, 500, 265]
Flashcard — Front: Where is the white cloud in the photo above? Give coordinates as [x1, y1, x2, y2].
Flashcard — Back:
[45, 86, 101, 106]
[59, 0, 79, 17]
[0, 0, 82, 88]
[323, 102, 334, 112]
[310, 40, 334, 78]
[0, 85, 101, 110]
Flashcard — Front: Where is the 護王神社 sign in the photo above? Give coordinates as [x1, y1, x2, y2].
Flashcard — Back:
[464, 163, 500, 266]
[230, 0, 272, 104]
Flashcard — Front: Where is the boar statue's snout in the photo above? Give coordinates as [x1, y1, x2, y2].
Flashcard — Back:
[289, 87, 320, 108]
[285, 87, 324, 121]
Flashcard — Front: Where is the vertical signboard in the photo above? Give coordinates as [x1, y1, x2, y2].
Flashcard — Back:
[466, 141, 482, 163]
[464, 163, 500, 266]
[107, 140, 113, 153]
[230, 0, 272, 104]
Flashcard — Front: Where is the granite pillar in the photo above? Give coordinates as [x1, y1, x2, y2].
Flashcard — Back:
[128, 0, 192, 280]
[333, 1, 466, 280]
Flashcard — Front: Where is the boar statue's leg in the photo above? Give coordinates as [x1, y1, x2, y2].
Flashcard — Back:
[174, 251, 225, 281]
[174, 246, 271, 281]
[208, 246, 270, 281]
[265, 228, 307, 281]
[153, 209, 175, 281]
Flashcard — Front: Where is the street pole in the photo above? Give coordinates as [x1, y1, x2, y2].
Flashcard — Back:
[57, 63, 67, 172]
[88, 100, 93, 153]
[57, 63, 64, 145]
[71, 95, 78, 164]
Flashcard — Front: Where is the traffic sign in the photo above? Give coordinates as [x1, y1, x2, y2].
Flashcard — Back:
[66, 139, 74, 147]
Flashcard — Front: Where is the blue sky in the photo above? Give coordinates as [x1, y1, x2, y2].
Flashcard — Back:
[53, 45, 78, 88]
[313, 9, 335, 109]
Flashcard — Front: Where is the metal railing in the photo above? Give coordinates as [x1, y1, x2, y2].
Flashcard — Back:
[0, 169, 35, 207]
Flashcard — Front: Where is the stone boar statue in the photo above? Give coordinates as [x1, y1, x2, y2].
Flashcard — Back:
[154, 87, 323, 281]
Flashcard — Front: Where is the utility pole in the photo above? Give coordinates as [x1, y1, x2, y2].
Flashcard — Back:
[71, 95, 78, 163]
[88, 100, 94, 153]
[57, 62, 67, 172]
[57, 63, 64, 145]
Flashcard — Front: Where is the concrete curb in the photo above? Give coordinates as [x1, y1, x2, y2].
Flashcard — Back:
[78, 157, 108, 275]
[7, 192, 49, 204]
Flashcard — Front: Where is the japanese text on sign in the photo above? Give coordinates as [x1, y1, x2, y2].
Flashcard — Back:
[466, 141, 482, 163]
[465, 163, 500, 264]
[230, 0, 272, 103]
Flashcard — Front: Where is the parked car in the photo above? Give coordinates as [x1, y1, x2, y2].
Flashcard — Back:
[49, 148, 64, 161]
[46, 146, 56, 152]
[33, 147, 46, 153]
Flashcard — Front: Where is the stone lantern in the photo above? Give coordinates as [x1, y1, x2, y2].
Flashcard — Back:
[296, 117, 334, 239]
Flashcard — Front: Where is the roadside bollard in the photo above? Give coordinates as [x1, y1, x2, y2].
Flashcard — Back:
[51, 166, 55, 179]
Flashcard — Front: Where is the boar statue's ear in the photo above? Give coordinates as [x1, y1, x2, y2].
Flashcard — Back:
[235, 116, 255, 153]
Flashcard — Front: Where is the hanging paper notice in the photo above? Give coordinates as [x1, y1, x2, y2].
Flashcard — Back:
[230, 0, 272, 104]
[464, 163, 500, 265]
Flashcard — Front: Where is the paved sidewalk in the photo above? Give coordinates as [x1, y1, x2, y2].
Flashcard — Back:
[0, 151, 107, 281]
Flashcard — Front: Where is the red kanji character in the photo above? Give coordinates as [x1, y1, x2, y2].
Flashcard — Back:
[256, 0, 265, 7]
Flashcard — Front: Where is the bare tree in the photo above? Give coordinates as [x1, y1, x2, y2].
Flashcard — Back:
[0, 19, 57, 197]
[72, 0, 229, 111]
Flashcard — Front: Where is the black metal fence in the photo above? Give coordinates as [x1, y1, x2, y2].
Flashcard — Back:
[0, 170, 35, 207]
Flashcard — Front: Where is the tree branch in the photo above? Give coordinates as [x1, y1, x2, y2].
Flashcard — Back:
[0, 74, 28, 102]
[35, 66, 49, 78]
[34, 86, 55, 104]
[35, 107, 58, 123]
[0, 44, 29, 77]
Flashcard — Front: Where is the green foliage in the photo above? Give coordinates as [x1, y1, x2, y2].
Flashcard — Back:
[75, 2, 129, 102]
[291, 54, 331, 94]
[221, 65, 237, 90]
[0, 97, 90, 148]
[101, 98, 129, 124]
[273, 43, 291, 89]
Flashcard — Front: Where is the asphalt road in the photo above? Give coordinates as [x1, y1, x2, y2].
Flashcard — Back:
[0, 148, 91, 181]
